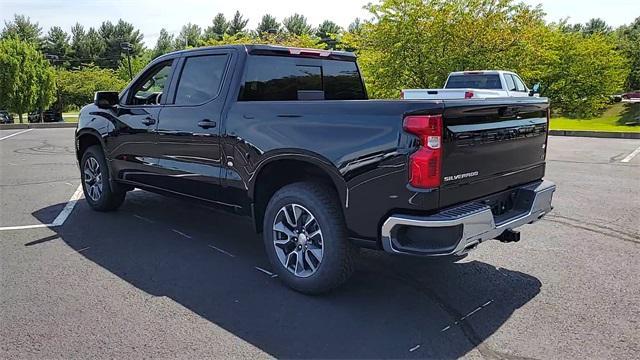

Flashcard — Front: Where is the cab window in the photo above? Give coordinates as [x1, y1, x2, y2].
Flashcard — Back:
[505, 74, 516, 91]
[512, 75, 527, 92]
[127, 60, 173, 106]
[174, 54, 229, 105]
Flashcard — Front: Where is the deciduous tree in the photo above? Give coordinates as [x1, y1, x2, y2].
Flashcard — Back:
[56, 66, 126, 110]
[0, 38, 56, 122]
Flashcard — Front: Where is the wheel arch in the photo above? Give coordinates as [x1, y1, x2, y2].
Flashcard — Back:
[250, 152, 347, 233]
[76, 128, 106, 162]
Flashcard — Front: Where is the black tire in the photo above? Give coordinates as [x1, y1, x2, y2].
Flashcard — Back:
[262, 182, 357, 294]
[80, 145, 126, 211]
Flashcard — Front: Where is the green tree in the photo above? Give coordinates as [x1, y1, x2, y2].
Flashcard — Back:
[70, 24, 105, 67]
[117, 51, 153, 82]
[1, 14, 42, 46]
[227, 11, 249, 36]
[56, 66, 127, 110]
[153, 28, 175, 58]
[316, 20, 341, 39]
[256, 14, 280, 36]
[97, 19, 144, 69]
[0, 38, 56, 123]
[316, 20, 342, 49]
[42, 26, 70, 65]
[354, 0, 548, 98]
[583, 18, 611, 35]
[203, 32, 320, 49]
[347, 18, 363, 34]
[283, 14, 313, 35]
[617, 17, 640, 90]
[175, 23, 202, 49]
[536, 28, 629, 118]
[204, 14, 228, 41]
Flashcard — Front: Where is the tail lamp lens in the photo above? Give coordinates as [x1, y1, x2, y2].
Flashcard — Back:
[403, 115, 443, 189]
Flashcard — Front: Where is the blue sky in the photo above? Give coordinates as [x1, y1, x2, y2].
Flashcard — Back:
[1, 0, 637, 46]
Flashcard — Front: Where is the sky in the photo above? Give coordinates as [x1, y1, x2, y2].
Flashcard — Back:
[1, 0, 637, 46]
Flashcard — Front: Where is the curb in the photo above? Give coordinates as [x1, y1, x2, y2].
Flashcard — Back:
[549, 130, 640, 139]
[0, 122, 77, 130]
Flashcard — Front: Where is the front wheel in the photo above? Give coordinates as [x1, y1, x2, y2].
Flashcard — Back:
[81, 145, 126, 211]
[263, 182, 357, 294]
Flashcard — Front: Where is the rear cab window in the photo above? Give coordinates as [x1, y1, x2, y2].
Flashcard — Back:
[445, 74, 502, 90]
[239, 55, 367, 101]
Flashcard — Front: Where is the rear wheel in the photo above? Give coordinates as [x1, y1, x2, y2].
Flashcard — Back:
[263, 182, 356, 294]
[81, 145, 126, 211]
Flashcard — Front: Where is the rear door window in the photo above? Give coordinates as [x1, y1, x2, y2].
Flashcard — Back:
[239, 55, 366, 101]
[174, 54, 229, 105]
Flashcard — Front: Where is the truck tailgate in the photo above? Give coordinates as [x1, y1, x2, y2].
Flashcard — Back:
[439, 99, 549, 207]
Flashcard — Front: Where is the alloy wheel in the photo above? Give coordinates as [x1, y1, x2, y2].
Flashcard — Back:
[83, 157, 103, 202]
[272, 203, 324, 278]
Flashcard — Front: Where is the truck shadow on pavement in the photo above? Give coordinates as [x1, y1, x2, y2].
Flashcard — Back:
[33, 191, 542, 359]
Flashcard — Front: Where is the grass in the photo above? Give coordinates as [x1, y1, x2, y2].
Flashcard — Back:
[550, 102, 640, 133]
[62, 113, 79, 123]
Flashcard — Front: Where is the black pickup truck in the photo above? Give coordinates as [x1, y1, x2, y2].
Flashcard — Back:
[75, 45, 555, 293]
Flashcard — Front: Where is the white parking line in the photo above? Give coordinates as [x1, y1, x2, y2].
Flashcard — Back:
[621, 144, 640, 163]
[0, 129, 33, 141]
[171, 229, 192, 239]
[208, 244, 236, 258]
[0, 185, 83, 231]
[50, 185, 84, 226]
[254, 266, 275, 277]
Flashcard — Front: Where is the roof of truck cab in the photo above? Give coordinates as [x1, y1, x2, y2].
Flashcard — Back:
[448, 70, 517, 76]
[157, 44, 356, 61]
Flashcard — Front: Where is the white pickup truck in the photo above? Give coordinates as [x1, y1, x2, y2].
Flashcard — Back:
[402, 70, 539, 100]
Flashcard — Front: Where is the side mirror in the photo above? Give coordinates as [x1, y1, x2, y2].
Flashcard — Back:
[94, 91, 119, 108]
[529, 83, 541, 96]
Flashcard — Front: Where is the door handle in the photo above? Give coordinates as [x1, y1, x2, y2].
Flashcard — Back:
[198, 119, 217, 129]
[141, 117, 156, 126]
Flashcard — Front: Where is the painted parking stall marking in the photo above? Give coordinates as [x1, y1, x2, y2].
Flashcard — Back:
[621, 144, 640, 163]
[0, 185, 83, 231]
[0, 129, 33, 141]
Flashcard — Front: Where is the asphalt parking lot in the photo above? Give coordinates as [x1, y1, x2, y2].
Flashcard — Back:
[1, 128, 639, 359]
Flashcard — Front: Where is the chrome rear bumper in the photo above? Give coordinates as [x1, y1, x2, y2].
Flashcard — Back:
[381, 180, 556, 256]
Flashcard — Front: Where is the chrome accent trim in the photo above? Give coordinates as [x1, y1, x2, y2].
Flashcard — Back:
[381, 180, 556, 257]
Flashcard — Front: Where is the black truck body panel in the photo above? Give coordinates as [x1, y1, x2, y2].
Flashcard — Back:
[76, 45, 550, 249]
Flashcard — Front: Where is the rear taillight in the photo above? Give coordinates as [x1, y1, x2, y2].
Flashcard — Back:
[464, 91, 474, 99]
[403, 114, 443, 189]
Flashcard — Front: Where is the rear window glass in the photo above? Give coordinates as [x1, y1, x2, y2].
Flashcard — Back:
[446, 74, 502, 89]
[239, 55, 366, 101]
